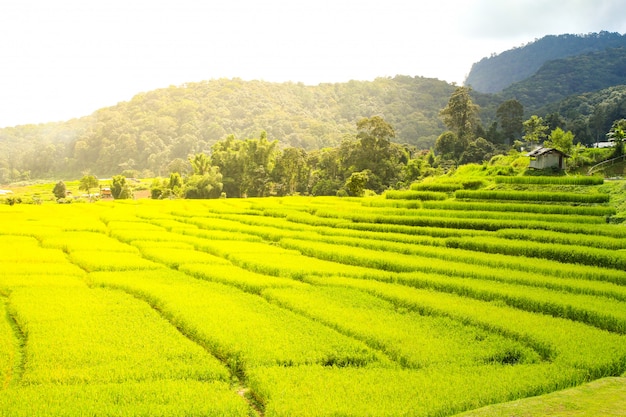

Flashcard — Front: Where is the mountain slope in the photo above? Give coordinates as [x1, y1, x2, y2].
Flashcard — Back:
[465, 32, 626, 93]
[500, 47, 626, 111]
[0, 76, 455, 179]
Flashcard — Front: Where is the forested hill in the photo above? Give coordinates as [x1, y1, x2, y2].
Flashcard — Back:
[465, 32, 626, 93]
[499, 47, 626, 112]
[0, 76, 455, 180]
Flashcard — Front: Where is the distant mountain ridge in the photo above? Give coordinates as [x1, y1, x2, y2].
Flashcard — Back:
[499, 46, 626, 112]
[465, 31, 626, 93]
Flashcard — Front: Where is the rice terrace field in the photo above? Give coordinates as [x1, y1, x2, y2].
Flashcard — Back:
[1, 177, 626, 416]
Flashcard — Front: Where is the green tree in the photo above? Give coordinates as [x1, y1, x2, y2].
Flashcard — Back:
[439, 86, 480, 142]
[52, 181, 67, 200]
[110, 175, 133, 199]
[434, 131, 466, 162]
[544, 128, 574, 154]
[189, 153, 212, 175]
[607, 119, 626, 158]
[272, 147, 309, 196]
[344, 170, 369, 197]
[79, 175, 99, 197]
[210, 134, 245, 197]
[460, 138, 496, 164]
[184, 166, 223, 199]
[522, 115, 549, 145]
[496, 99, 524, 145]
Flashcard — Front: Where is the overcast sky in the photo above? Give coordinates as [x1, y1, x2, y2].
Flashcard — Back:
[1, 0, 625, 128]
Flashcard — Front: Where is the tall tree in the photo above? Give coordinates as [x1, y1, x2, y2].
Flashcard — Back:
[184, 166, 223, 199]
[496, 99, 524, 145]
[607, 119, 626, 157]
[272, 147, 309, 196]
[189, 153, 212, 175]
[110, 175, 133, 199]
[52, 181, 67, 200]
[544, 128, 574, 154]
[439, 86, 480, 142]
[434, 131, 466, 162]
[79, 174, 99, 197]
[522, 115, 549, 145]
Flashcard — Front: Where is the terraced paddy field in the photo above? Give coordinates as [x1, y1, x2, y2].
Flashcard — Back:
[1, 184, 625, 416]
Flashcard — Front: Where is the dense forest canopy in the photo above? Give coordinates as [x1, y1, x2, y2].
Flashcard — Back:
[465, 31, 626, 93]
[0, 76, 454, 181]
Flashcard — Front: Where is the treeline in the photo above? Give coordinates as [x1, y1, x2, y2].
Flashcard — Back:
[150, 116, 436, 199]
[0, 76, 454, 182]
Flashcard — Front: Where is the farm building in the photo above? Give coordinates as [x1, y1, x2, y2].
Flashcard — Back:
[100, 187, 112, 198]
[527, 147, 569, 170]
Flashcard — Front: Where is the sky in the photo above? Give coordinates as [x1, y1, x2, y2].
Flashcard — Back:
[1, 0, 626, 128]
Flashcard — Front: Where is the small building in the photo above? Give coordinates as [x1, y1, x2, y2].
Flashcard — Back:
[527, 147, 569, 170]
[100, 187, 112, 198]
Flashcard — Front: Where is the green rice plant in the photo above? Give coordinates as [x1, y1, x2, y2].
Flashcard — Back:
[387, 271, 626, 334]
[0, 296, 19, 389]
[0, 262, 85, 281]
[308, 276, 626, 375]
[136, 247, 231, 269]
[181, 228, 263, 243]
[335, 221, 493, 238]
[40, 231, 140, 253]
[9, 286, 229, 384]
[355, 206, 605, 225]
[280, 235, 626, 298]
[180, 263, 305, 294]
[109, 228, 200, 245]
[446, 236, 626, 270]
[248, 364, 585, 417]
[89, 269, 386, 375]
[410, 182, 464, 192]
[0, 242, 69, 264]
[263, 285, 541, 369]
[1, 275, 86, 292]
[422, 200, 617, 216]
[494, 176, 604, 185]
[496, 228, 626, 250]
[361, 198, 423, 209]
[384, 190, 448, 200]
[0, 380, 249, 417]
[322, 208, 625, 237]
[455, 189, 611, 204]
[226, 250, 391, 281]
[68, 250, 160, 272]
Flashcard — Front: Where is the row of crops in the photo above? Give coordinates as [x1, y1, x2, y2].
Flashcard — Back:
[0, 182, 625, 416]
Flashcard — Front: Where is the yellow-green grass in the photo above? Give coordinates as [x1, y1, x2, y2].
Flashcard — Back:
[454, 377, 626, 417]
[89, 269, 387, 375]
[1, 196, 626, 416]
[263, 285, 541, 369]
[68, 250, 161, 272]
[180, 263, 306, 294]
[40, 231, 140, 253]
[248, 364, 585, 417]
[305, 276, 626, 373]
[9, 286, 228, 384]
[0, 296, 19, 390]
[0, 380, 249, 417]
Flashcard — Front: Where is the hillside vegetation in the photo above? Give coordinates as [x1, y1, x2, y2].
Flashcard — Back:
[1, 32, 626, 185]
[0, 77, 454, 180]
[465, 32, 626, 93]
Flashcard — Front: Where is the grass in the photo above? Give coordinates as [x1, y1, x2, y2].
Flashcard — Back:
[454, 377, 626, 417]
[1, 183, 626, 416]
